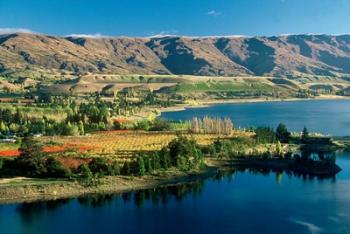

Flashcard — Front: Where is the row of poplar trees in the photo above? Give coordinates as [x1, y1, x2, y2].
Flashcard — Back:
[190, 116, 234, 135]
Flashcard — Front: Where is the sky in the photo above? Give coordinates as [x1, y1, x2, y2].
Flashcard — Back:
[0, 0, 350, 37]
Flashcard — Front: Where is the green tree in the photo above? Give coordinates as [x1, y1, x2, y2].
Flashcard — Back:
[301, 126, 309, 143]
[78, 163, 101, 186]
[134, 120, 150, 131]
[16, 137, 47, 176]
[121, 161, 132, 175]
[78, 121, 85, 135]
[19, 136, 43, 159]
[89, 158, 110, 175]
[108, 161, 120, 176]
[79, 163, 92, 178]
[46, 157, 71, 178]
[144, 156, 153, 172]
[159, 149, 171, 169]
[254, 127, 276, 143]
[276, 123, 290, 143]
[152, 153, 161, 170]
[61, 122, 80, 136]
[0, 121, 8, 135]
[165, 136, 203, 169]
[136, 156, 146, 176]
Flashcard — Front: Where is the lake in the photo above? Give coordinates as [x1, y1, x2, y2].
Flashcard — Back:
[161, 99, 350, 136]
[2, 100, 350, 234]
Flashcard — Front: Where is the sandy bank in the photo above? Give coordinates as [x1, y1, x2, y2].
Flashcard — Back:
[0, 168, 217, 204]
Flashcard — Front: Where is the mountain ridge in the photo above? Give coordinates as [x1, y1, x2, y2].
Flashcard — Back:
[2, 32, 350, 78]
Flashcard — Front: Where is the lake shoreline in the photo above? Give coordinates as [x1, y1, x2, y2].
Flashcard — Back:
[0, 155, 342, 204]
[0, 167, 218, 205]
[159, 95, 350, 113]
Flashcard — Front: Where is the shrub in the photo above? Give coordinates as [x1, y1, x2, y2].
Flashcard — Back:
[136, 156, 146, 176]
[133, 120, 150, 131]
[45, 157, 71, 178]
[121, 161, 138, 175]
[88, 158, 120, 176]
[78, 163, 101, 186]
[275, 141, 283, 157]
[78, 164, 93, 178]
[254, 127, 276, 143]
[108, 161, 121, 176]
[89, 158, 109, 175]
[213, 138, 233, 158]
[149, 119, 171, 131]
[61, 122, 80, 136]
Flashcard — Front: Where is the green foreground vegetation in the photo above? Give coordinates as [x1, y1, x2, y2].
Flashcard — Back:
[0, 117, 340, 189]
[0, 74, 344, 194]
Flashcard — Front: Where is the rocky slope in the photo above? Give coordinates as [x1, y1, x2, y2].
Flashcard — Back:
[1, 33, 350, 77]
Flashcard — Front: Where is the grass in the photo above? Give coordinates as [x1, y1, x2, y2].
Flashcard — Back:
[173, 82, 277, 93]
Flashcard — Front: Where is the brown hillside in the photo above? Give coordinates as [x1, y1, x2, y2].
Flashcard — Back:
[2, 33, 350, 78]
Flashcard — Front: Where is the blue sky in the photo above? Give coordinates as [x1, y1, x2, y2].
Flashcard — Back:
[0, 0, 350, 37]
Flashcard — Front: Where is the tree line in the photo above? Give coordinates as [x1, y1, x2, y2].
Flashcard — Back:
[253, 123, 313, 144]
[190, 116, 234, 135]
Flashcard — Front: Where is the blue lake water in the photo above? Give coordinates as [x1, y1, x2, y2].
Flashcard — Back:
[161, 99, 350, 136]
[2, 100, 350, 234]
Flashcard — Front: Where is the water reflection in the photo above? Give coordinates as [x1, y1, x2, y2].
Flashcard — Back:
[215, 166, 337, 183]
[127, 181, 205, 207]
[15, 167, 337, 220]
[16, 199, 71, 224]
[77, 193, 114, 207]
[295, 149, 336, 163]
[15, 181, 205, 217]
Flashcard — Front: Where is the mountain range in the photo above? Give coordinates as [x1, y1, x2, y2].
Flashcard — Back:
[2, 33, 350, 78]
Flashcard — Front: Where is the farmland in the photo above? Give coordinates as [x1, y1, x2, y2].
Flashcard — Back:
[44, 130, 253, 159]
[0, 118, 341, 203]
[0, 130, 253, 160]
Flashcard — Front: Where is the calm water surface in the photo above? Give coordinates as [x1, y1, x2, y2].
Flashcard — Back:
[162, 99, 350, 136]
[2, 100, 350, 234]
